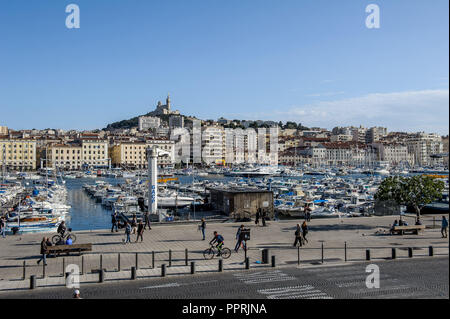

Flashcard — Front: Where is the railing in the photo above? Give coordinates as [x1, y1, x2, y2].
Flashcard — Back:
[8, 243, 449, 285]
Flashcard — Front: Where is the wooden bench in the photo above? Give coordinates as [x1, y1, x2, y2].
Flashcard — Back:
[392, 225, 426, 235]
[44, 243, 92, 257]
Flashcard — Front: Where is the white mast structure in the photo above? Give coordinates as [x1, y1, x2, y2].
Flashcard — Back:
[147, 146, 171, 217]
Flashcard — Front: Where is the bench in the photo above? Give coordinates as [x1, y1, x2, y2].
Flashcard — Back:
[44, 243, 92, 257]
[391, 225, 426, 235]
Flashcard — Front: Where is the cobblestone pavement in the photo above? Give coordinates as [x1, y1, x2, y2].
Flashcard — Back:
[2, 257, 448, 299]
[0, 214, 448, 291]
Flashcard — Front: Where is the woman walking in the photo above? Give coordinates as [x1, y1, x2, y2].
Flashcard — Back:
[301, 221, 308, 243]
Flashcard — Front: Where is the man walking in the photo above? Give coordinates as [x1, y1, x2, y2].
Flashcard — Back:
[111, 212, 118, 232]
[442, 216, 448, 238]
[37, 237, 48, 265]
[199, 218, 206, 240]
[124, 222, 131, 244]
[255, 209, 260, 226]
[144, 211, 152, 230]
[293, 224, 303, 247]
[0, 217, 6, 238]
[136, 221, 144, 242]
[261, 210, 267, 227]
[234, 225, 245, 252]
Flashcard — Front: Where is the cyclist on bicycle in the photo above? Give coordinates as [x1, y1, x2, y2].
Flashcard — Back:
[209, 231, 224, 256]
[57, 221, 67, 237]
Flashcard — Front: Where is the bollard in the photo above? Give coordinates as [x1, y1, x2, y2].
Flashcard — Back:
[23, 261, 26, 280]
[262, 249, 269, 264]
[161, 264, 166, 277]
[118, 253, 121, 271]
[245, 257, 250, 270]
[271, 255, 276, 267]
[429, 246, 434, 257]
[191, 261, 195, 274]
[135, 253, 139, 270]
[408, 247, 413, 258]
[131, 266, 137, 280]
[169, 250, 172, 267]
[218, 259, 223, 272]
[344, 242, 347, 262]
[321, 243, 324, 264]
[43, 261, 46, 278]
[297, 246, 300, 266]
[152, 251, 155, 269]
[62, 257, 65, 277]
[185, 249, 188, 266]
[366, 249, 371, 261]
[30, 275, 36, 289]
[392, 248, 396, 259]
[99, 269, 104, 283]
[100, 254, 103, 271]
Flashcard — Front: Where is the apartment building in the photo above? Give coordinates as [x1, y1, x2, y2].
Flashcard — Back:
[110, 139, 175, 168]
[47, 143, 83, 169]
[0, 139, 37, 170]
[406, 133, 443, 166]
[372, 143, 413, 166]
[138, 116, 161, 131]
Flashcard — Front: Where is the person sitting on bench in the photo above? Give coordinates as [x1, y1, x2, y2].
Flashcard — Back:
[390, 220, 398, 234]
[415, 218, 422, 225]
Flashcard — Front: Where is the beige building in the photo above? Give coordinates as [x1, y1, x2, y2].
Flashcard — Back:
[110, 140, 175, 168]
[47, 143, 83, 170]
[0, 139, 37, 170]
[372, 143, 413, 166]
[47, 139, 109, 169]
[0, 126, 8, 135]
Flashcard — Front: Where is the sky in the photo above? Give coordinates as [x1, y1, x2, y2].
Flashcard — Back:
[0, 0, 448, 134]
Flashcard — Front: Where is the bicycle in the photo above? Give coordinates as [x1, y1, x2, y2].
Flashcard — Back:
[203, 244, 231, 260]
[52, 228, 77, 244]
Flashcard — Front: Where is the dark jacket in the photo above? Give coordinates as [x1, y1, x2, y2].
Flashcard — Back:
[137, 223, 144, 234]
[40, 241, 48, 254]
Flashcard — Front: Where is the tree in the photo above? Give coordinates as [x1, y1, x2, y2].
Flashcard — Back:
[375, 175, 444, 217]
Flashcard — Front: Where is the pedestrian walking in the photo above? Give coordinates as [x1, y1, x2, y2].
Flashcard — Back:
[136, 221, 144, 242]
[199, 218, 206, 240]
[37, 237, 48, 265]
[131, 215, 137, 235]
[0, 217, 6, 238]
[111, 212, 118, 232]
[293, 224, 303, 247]
[124, 222, 131, 244]
[301, 221, 308, 243]
[144, 211, 152, 230]
[261, 210, 267, 227]
[234, 225, 245, 252]
[442, 216, 448, 238]
[255, 209, 260, 226]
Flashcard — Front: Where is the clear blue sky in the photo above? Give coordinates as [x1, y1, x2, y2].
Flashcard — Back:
[0, 0, 448, 134]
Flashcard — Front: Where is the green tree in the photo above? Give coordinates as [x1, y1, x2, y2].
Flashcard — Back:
[375, 175, 445, 217]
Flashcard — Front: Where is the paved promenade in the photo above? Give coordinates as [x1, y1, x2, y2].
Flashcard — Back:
[0, 214, 448, 293]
